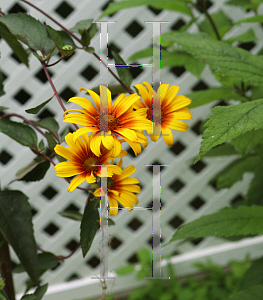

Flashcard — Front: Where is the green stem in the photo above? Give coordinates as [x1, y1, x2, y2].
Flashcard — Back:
[0, 242, 15, 300]
[202, 3, 221, 40]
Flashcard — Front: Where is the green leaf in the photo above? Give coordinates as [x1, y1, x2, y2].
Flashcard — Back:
[32, 117, 59, 134]
[21, 295, 36, 300]
[202, 143, 238, 157]
[108, 218, 115, 226]
[0, 119, 38, 149]
[58, 31, 76, 47]
[0, 71, 5, 98]
[136, 247, 151, 279]
[241, 257, 263, 289]
[231, 129, 263, 157]
[226, 0, 259, 9]
[128, 47, 152, 61]
[60, 127, 70, 142]
[59, 210, 82, 221]
[45, 25, 63, 49]
[0, 13, 54, 54]
[0, 23, 29, 67]
[99, 0, 191, 18]
[200, 10, 232, 39]
[0, 191, 39, 284]
[0, 231, 5, 248]
[88, 23, 97, 40]
[225, 28, 258, 44]
[162, 32, 263, 88]
[0, 106, 8, 110]
[228, 285, 263, 300]
[81, 29, 91, 47]
[38, 139, 45, 152]
[57, 154, 67, 162]
[14, 252, 58, 273]
[26, 95, 54, 114]
[195, 99, 263, 162]
[112, 51, 133, 88]
[187, 87, 247, 109]
[0, 278, 4, 291]
[70, 19, 93, 33]
[165, 205, 263, 245]
[85, 46, 94, 54]
[80, 194, 99, 257]
[34, 284, 48, 300]
[212, 156, 261, 189]
[245, 168, 263, 206]
[12, 159, 50, 182]
[46, 132, 57, 151]
[116, 264, 135, 276]
[235, 15, 263, 25]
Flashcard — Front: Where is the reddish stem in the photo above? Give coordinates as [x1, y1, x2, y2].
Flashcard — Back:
[0, 113, 46, 137]
[57, 242, 81, 261]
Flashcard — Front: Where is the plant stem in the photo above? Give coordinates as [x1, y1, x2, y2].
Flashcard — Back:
[41, 61, 79, 131]
[0, 242, 15, 300]
[57, 242, 81, 261]
[21, 0, 133, 94]
[0, 113, 46, 138]
[202, 2, 221, 40]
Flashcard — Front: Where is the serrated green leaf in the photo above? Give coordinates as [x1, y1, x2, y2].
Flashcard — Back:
[245, 168, 263, 206]
[162, 32, 263, 87]
[203, 143, 238, 157]
[14, 252, 58, 273]
[34, 284, 48, 300]
[46, 132, 57, 151]
[226, 0, 259, 9]
[38, 139, 45, 152]
[112, 51, 133, 88]
[165, 206, 263, 245]
[212, 156, 261, 189]
[0, 191, 39, 284]
[241, 258, 263, 290]
[26, 95, 54, 114]
[81, 29, 91, 47]
[196, 99, 263, 162]
[45, 25, 63, 49]
[80, 194, 99, 257]
[0, 23, 29, 67]
[0, 13, 54, 54]
[128, 47, 152, 61]
[235, 15, 263, 25]
[228, 285, 263, 300]
[225, 28, 258, 44]
[0, 71, 5, 98]
[200, 10, 232, 39]
[70, 19, 93, 33]
[116, 264, 135, 276]
[12, 160, 50, 183]
[32, 117, 59, 134]
[231, 129, 263, 157]
[187, 87, 247, 109]
[99, 0, 191, 18]
[0, 119, 38, 148]
[59, 210, 82, 221]
[21, 294, 35, 300]
[60, 127, 70, 143]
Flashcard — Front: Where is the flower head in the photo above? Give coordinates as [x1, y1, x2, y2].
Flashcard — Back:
[54, 132, 127, 192]
[63, 86, 152, 157]
[133, 82, 192, 146]
[93, 158, 140, 216]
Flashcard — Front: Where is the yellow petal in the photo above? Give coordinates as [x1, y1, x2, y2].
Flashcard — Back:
[162, 85, 180, 107]
[80, 88, 101, 111]
[134, 84, 151, 108]
[166, 120, 189, 132]
[117, 193, 135, 210]
[90, 134, 102, 156]
[164, 95, 192, 113]
[161, 126, 174, 146]
[108, 195, 119, 216]
[54, 144, 78, 161]
[114, 128, 138, 142]
[101, 135, 114, 150]
[67, 97, 98, 115]
[68, 174, 86, 192]
[109, 137, 121, 158]
[86, 172, 97, 183]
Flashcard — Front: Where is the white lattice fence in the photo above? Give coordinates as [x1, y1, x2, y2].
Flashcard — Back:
[1, 0, 263, 299]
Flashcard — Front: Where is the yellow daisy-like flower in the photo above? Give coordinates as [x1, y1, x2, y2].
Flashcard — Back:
[94, 158, 140, 216]
[54, 132, 127, 192]
[133, 82, 193, 146]
[63, 86, 153, 157]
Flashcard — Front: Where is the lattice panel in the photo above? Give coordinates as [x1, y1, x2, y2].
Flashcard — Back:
[1, 0, 263, 296]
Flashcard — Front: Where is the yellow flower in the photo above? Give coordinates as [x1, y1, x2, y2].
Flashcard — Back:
[94, 158, 140, 216]
[54, 132, 127, 192]
[133, 82, 192, 146]
[63, 86, 152, 157]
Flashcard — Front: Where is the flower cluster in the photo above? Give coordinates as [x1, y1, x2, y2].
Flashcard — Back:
[54, 83, 192, 216]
